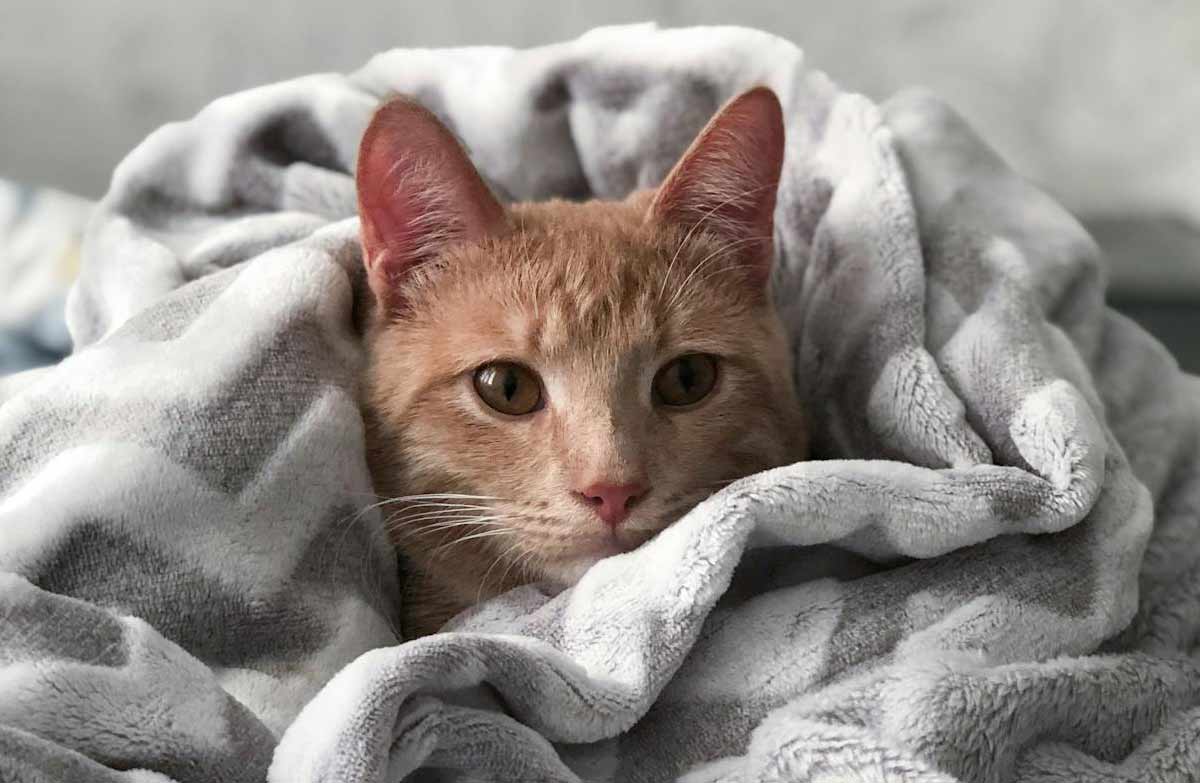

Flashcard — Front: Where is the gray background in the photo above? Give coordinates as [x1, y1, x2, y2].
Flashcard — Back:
[3, 0, 1197, 366]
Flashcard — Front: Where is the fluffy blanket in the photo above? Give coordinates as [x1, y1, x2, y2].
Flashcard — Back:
[3, 23, 1199, 783]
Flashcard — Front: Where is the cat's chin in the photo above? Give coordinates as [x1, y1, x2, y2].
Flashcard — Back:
[544, 555, 605, 587]
[539, 539, 623, 585]
[541, 532, 654, 586]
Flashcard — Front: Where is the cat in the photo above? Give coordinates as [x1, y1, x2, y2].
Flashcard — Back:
[356, 87, 808, 637]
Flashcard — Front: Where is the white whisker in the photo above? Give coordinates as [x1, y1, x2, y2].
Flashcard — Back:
[420, 518, 511, 535]
[665, 235, 768, 311]
[390, 514, 507, 535]
[477, 539, 525, 605]
[656, 182, 774, 304]
[436, 527, 513, 549]
[389, 506, 496, 524]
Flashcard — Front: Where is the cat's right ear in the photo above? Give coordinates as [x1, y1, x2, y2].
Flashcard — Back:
[647, 87, 785, 287]
[356, 97, 507, 309]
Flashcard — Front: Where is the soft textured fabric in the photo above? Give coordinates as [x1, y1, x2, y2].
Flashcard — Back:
[2, 23, 1198, 783]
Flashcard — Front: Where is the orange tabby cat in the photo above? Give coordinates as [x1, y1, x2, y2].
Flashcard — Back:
[357, 87, 808, 637]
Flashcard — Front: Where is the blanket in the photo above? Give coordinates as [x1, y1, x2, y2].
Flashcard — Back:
[3, 23, 1199, 783]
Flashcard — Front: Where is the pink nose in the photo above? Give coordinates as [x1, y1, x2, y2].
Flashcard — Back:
[576, 482, 649, 528]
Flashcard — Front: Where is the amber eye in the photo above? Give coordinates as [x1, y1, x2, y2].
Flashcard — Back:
[473, 362, 543, 416]
[653, 353, 718, 407]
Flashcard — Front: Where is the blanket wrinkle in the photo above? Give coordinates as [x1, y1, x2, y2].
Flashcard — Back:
[2, 22, 1198, 783]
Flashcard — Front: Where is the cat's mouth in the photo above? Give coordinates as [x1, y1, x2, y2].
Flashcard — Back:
[589, 533, 639, 557]
[585, 525, 659, 558]
[543, 525, 657, 577]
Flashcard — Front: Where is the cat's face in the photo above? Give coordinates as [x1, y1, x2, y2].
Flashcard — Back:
[357, 88, 807, 609]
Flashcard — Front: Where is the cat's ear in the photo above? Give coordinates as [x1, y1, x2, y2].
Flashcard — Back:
[356, 96, 507, 307]
[648, 87, 785, 284]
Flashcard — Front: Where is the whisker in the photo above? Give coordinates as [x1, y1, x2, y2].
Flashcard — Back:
[418, 518, 511, 536]
[432, 527, 513, 554]
[447, 524, 514, 541]
[374, 496, 503, 537]
[322, 502, 396, 622]
[495, 547, 530, 596]
[505, 549, 537, 590]
[388, 506, 497, 524]
[667, 240, 763, 311]
[687, 261, 762, 291]
[371, 494, 500, 509]
[419, 514, 509, 527]
[656, 182, 775, 304]
[665, 235, 769, 311]
[477, 540, 525, 605]
[520, 549, 543, 582]
[395, 501, 496, 510]
[325, 495, 406, 576]
[335, 495, 498, 538]
[388, 515, 509, 535]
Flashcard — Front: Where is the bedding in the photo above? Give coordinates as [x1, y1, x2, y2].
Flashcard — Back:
[2, 23, 1200, 783]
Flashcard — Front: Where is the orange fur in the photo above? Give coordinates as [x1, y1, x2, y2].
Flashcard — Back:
[358, 90, 808, 637]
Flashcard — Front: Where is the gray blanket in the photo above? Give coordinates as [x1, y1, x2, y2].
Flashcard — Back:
[3, 23, 1199, 783]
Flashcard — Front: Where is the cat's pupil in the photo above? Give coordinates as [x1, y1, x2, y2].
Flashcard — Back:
[503, 370, 518, 401]
[677, 358, 696, 391]
[653, 353, 717, 407]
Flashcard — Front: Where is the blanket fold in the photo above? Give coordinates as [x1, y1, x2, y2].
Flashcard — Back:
[2, 23, 1198, 783]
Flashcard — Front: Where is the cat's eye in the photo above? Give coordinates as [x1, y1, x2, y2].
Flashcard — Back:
[653, 354, 718, 407]
[473, 362, 544, 416]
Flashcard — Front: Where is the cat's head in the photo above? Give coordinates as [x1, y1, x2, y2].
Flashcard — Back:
[357, 88, 807, 602]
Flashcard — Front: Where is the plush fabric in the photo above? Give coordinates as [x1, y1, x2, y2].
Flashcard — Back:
[2, 24, 1198, 783]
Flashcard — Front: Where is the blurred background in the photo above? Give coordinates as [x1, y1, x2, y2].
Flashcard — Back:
[2, 0, 1197, 371]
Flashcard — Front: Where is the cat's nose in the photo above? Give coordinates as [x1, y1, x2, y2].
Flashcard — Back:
[576, 481, 649, 528]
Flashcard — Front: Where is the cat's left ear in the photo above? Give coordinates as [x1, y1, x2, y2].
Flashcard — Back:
[356, 96, 507, 308]
[648, 87, 785, 285]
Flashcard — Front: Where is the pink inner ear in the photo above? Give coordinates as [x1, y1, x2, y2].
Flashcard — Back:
[650, 87, 785, 280]
[356, 97, 506, 306]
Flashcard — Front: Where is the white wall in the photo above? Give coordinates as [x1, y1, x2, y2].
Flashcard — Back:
[3, 0, 1199, 227]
